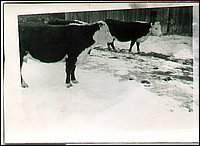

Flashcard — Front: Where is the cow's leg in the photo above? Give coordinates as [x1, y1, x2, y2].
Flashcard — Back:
[88, 49, 92, 55]
[129, 40, 136, 52]
[107, 42, 115, 50]
[71, 65, 79, 84]
[107, 38, 116, 51]
[107, 42, 111, 50]
[21, 75, 29, 88]
[20, 54, 29, 88]
[65, 57, 77, 88]
[110, 41, 116, 51]
[136, 42, 141, 53]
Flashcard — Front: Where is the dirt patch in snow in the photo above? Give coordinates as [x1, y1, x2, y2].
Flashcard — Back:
[83, 35, 194, 112]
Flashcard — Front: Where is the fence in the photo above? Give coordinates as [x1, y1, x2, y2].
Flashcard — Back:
[65, 6, 193, 35]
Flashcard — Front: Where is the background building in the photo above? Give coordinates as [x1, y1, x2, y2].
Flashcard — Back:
[18, 6, 193, 36]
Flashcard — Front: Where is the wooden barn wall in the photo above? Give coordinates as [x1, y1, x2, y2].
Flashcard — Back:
[18, 13, 65, 25]
[65, 6, 193, 35]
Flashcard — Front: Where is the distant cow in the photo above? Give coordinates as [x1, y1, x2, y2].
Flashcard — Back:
[19, 21, 113, 88]
[105, 19, 162, 53]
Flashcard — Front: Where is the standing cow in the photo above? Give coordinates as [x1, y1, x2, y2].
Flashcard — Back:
[19, 21, 113, 88]
[105, 19, 162, 53]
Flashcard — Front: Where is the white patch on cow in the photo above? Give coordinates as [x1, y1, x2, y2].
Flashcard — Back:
[23, 51, 68, 63]
[73, 20, 87, 24]
[23, 52, 42, 63]
[68, 20, 87, 26]
[135, 21, 148, 23]
[93, 21, 113, 46]
[69, 21, 113, 46]
[136, 34, 150, 43]
[60, 54, 68, 62]
[76, 46, 92, 66]
[76, 25, 111, 65]
[137, 21, 163, 43]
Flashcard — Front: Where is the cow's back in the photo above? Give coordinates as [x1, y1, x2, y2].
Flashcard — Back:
[105, 19, 151, 42]
[19, 24, 97, 62]
[47, 18, 84, 25]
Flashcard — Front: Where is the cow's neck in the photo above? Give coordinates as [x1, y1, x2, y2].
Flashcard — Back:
[136, 31, 151, 43]
[76, 43, 96, 65]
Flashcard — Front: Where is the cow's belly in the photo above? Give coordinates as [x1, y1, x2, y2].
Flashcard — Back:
[115, 36, 131, 42]
[23, 52, 66, 63]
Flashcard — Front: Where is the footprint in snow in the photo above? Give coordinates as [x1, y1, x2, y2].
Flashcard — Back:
[141, 80, 151, 87]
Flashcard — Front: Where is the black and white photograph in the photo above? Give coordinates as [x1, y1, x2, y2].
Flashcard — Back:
[1, 2, 199, 144]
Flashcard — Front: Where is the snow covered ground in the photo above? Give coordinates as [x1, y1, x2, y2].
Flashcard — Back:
[5, 35, 199, 143]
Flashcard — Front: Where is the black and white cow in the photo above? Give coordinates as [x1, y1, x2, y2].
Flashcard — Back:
[19, 21, 113, 88]
[105, 19, 162, 53]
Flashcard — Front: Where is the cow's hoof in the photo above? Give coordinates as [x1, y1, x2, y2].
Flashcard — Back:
[21, 82, 29, 88]
[66, 83, 73, 88]
[72, 80, 79, 84]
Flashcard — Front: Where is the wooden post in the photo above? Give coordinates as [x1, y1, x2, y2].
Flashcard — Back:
[150, 10, 157, 23]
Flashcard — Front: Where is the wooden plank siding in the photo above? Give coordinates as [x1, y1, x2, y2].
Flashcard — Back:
[18, 12, 65, 25]
[65, 6, 193, 35]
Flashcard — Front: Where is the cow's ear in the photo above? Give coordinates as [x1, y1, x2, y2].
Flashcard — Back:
[149, 28, 152, 32]
[151, 22, 153, 26]
[154, 22, 160, 25]
[98, 21, 105, 27]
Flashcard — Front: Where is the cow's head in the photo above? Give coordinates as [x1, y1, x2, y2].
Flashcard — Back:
[150, 22, 162, 37]
[93, 21, 113, 46]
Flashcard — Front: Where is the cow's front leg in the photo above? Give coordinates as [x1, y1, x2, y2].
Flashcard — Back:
[107, 38, 116, 51]
[71, 65, 79, 84]
[107, 42, 112, 51]
[65, 57, 77, 88]
[129, 40, 136, 52]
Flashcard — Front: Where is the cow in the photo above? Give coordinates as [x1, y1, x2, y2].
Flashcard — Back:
[105, 19, 162, 53]
[46, 19, 95, 55]
[19, 21, 113, 88]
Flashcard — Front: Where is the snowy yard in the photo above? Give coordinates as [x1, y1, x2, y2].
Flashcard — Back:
[5, 35, 199, 143]
[22, 35, 196, 112]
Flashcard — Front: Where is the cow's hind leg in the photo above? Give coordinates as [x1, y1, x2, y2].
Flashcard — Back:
[129, 40, 136, 52]
[71, 65, 79, 84]
[21, 75, 29, 88]
[136, 42, 141, 53]
[20, 51, 28, 88]
[20, 54, 29, 88]
[65, 57, 77, 88]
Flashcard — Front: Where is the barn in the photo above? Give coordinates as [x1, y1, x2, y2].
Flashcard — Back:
[19, 6, 193, 36]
